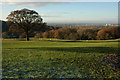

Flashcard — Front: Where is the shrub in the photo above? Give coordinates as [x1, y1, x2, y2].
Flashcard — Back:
[34, 33, 43, 39]
[19, 32, 26, 39]
[2, 32, 7, 38]
[43, 31, 50, 38]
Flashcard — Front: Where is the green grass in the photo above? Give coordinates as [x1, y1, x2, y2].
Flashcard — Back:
[2, 39, 120, 78]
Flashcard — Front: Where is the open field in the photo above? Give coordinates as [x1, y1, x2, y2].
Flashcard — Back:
[2, 39, 120, 78]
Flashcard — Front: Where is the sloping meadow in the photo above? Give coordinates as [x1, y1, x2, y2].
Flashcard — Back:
[2, 40, 120, 78]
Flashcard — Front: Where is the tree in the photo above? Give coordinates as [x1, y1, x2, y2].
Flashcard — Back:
[43, 31, 49, 38]
[97, 26, 120, 40]
[53, 30, 61, 39]
[69, 33, 78, 40]
[77, 28, 99, 40]
[7, 8, 44, 41]
[58, 27, 78, 40]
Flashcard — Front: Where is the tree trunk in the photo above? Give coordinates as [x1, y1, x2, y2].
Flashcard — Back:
[26, 36, 30, 41]
[26, 33, 29, 41]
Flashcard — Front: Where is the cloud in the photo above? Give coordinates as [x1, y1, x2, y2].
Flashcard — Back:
[1, 0, 119, 8]
[23, 2, 55, 7]
[1, 2, 64, 8]
[1, 0, 119, 2]
[1, 0, 70, 2]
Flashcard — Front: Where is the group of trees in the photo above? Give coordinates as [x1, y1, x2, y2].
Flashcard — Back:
[2, 8, 120, 40]
[97, 26, 120, 40]
[39, 26, 120, 40]
[2, 9, 59, 40]
[43, 27, 78, 40]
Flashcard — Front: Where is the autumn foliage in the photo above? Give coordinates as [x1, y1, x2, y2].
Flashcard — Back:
[97, 26, 120, 40]
[41, 26, 120, 40]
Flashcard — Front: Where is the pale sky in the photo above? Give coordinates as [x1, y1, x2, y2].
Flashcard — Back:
[0, 0, 118, 24]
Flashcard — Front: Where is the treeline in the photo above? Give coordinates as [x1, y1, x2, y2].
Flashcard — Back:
[2, 19, 120, 40]
[1, 20, 60, 39]
[35, 26, 120, 40]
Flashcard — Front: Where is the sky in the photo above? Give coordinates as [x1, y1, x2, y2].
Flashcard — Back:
[0, 1, 118, 24]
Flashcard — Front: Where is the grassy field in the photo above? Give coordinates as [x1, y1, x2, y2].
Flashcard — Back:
[2, 39, 120, 78]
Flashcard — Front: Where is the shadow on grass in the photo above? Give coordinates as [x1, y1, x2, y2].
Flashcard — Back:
[82, 40, 120, 43]
[8, 47, 120, 54]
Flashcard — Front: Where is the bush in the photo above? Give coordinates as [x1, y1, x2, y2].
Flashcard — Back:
[2, 32, 7, 38]
[34, 33, 43, 39]
[43, 31, 50, 38]
[19, 33, 26, 39]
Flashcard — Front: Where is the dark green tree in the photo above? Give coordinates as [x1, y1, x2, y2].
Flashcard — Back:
[7, 8, 44, 41]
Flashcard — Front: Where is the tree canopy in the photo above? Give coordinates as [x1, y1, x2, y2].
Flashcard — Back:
[7, 8, 44, 41]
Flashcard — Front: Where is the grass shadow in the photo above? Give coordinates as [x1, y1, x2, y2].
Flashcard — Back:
[8, 47, 120, 54]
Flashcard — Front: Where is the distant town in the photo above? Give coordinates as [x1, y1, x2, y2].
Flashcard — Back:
[48, 23, 118, 28]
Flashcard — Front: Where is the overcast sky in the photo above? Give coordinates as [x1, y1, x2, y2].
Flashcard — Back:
[0, 0, 118, 24]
